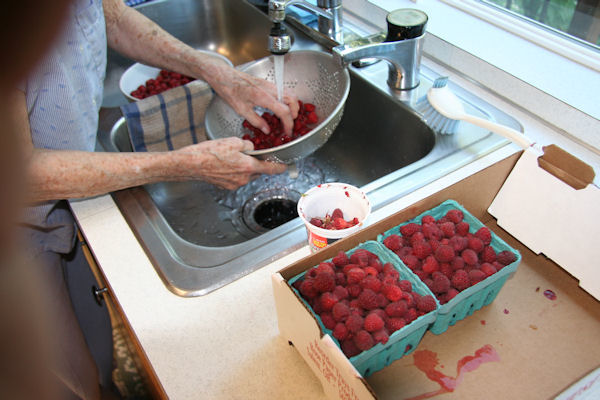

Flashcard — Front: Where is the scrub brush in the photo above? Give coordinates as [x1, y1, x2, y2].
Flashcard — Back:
[415, 77, 459, 135]
[416, 76, 534, 149]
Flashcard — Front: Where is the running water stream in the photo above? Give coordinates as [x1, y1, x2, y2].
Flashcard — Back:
[274, 54, 284, 102]
[274, 54, 300, 178]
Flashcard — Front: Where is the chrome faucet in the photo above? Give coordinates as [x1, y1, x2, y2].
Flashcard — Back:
[268, 0, 343, 44]
[332, 9, 428, 91]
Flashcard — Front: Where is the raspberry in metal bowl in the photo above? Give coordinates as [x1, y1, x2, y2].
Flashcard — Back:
[204, 50, 351, 164]
[119, 50, 233, 101]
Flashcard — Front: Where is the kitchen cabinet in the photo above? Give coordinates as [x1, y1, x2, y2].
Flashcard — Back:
[77, 231, 167, 399]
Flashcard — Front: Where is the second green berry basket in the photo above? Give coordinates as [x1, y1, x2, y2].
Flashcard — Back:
[378, 199, 522, 335]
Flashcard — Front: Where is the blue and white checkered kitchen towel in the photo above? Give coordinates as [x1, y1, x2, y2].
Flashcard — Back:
[120, 80, 214, 152]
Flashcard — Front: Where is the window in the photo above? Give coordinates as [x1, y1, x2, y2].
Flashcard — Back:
[479, 0, 600, 48]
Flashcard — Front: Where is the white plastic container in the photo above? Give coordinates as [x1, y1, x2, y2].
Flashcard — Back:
[297, 183, 371, 252]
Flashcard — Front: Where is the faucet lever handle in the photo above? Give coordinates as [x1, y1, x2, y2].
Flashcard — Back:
[385, 9, 428, 42]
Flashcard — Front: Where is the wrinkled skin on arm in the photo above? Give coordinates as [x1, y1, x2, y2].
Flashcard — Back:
[13, 91, 286, 203]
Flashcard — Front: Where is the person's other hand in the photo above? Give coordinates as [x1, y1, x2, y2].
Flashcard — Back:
[174, 137, 287, 189]
[201, 60, 299, 136]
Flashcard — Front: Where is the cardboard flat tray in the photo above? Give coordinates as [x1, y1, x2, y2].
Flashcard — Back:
[272, 152, 600, 400]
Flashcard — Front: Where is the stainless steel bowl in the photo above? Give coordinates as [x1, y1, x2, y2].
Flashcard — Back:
[204, 50, 351, 164]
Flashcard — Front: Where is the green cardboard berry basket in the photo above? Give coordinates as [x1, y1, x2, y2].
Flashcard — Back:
[377, 199, 522, 335]
[288, 240, 437, 377]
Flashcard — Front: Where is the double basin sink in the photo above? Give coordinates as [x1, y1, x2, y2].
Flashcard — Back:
[98, 0, 522, 296]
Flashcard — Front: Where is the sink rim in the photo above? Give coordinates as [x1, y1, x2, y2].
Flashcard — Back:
[95, 0, 524, 296]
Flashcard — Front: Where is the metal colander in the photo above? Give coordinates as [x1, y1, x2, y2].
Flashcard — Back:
[205, 50, 350, 164]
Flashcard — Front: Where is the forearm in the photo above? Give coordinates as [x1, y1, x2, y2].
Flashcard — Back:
[103, 0, 225, 83]
[26, 149, 188, 203]
[24, 137, 284, 203]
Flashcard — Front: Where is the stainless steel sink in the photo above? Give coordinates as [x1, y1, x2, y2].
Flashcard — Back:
[97, 0, 522, 296]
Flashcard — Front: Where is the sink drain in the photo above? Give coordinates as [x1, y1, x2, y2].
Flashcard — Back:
[242, 188, 301, 233]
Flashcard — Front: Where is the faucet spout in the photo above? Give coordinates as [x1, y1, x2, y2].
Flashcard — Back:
[332, 35, 425, 91]
[269, 0, 343, 43]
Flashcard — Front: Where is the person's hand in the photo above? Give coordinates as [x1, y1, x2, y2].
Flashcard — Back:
[200, 58, 300, 136]
[174, 137, 287, 189]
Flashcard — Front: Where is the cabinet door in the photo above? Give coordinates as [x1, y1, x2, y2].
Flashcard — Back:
[78, 231, 168, 400]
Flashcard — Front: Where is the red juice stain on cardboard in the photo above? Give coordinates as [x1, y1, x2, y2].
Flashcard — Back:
[405, 344, 500, 400]
[543, 289, 557, 300]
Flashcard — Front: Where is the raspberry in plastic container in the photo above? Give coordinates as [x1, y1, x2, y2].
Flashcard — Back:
[297, 183, 371, 252]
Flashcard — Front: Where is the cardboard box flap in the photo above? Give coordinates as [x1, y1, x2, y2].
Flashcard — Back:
[488, 146, 600, 300]
[271, 273, 378, 400]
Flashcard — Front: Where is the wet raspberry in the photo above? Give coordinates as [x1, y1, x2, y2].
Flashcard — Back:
[385, 300, 408, 318]
[413, 240, 432, 260]
[415, 294, 437, 313]
[431, 271, 451, 294]
[449, 235, 468, 253]
[461, 248, 479, 266]
[401, 255, 421, 271]
[373, 329, 390, 345]
[421, 215, 436, 224]
[333, 322, 349, 340]
[398, 280, 412, 293]
[347, 284, 361, 298]
[435, 245, 455, 263]
[445, 209, 464, 224]
[313, 271, 336, 293]
[346, 267, 366, 285]
[422, 255, 440, 275]
[439, 222, 456, 238]
[364, 313, 385, 332]
[382, 284, 403, 302]
[299, 279, 318, 299]
[332, 302, 350, 322]
[456, 221, 470, 236]
[383, 234, 404, 251]
[360, 275, 382, 293]
[440, 262, 454, 279]
[354, 330, 375, 351]
[475, 227, 492, 245]
[480, 262, 497, 277]
[497, 250, 517, 266]
[332, 251, 350, 267]
[320, 312, 336, 329]
[350, 250, 370, 267]
[345, 314, 364, 333]
[468, 269, 487, 285]
[422, 223, 442, 241]
[481, 246, 497, 264]
[341, 339, 361, 358]
[467, 236, 485, 253]
[333, 285, 349, 300]
[451, 269, 471, 291]
[320, 292, 339, 311]
[358, 289, 379, 310]
[400, 223, 422, 237]
[386, 317, 406, 332]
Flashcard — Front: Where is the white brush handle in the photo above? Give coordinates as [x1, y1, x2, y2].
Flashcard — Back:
[462, 114, 533, 149]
